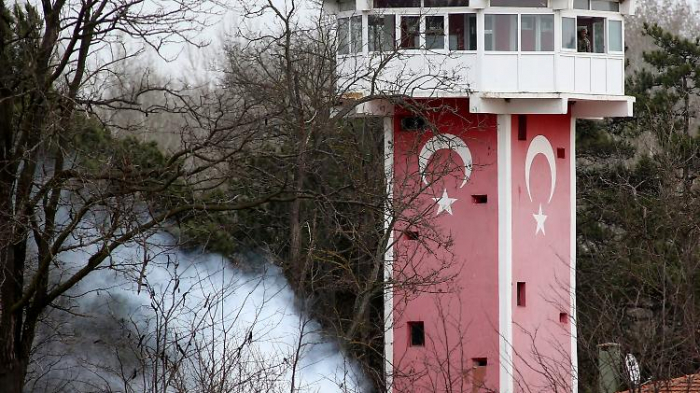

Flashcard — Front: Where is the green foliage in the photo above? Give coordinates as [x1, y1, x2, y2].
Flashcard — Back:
[630, 23, 700, 136]
[68, 115, 168, 172]
[577, 24, 700, 391]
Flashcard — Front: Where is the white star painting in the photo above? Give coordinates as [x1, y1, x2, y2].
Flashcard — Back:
[433, 188, 458, 216]
[533, 204, 548, 236]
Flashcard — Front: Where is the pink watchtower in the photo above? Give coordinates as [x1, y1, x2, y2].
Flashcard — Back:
[324, 0, 636, 391]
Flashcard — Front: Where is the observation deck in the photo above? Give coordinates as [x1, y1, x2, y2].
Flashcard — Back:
[326, 0, 636, 117]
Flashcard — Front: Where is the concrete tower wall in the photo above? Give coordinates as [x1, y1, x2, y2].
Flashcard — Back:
[510, 114, 574, 392]
[388, 100, 575, 392]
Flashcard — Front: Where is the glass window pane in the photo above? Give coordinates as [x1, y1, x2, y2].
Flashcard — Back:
[449, 13, 477, 51]
[400, 16, 420, 49]
[591, 0, 619, 11]
[369, 15, 396, 52]
[574, 0, 589, 9]
[425, 16, 445, 49]
[521, 14, 554, 51]
[485, 14, 517, 51]
[338, 0, 355, 11]
[592, 18, 605, 53]
[609, 20, 622, 51]
[562, 17, 576, 50]
[338, 18, 349, 54]
[374, 0, 420, 7]
[351, 16, 363, 53]
[491, 0, 546, 6]
[425, 0, 470, 6]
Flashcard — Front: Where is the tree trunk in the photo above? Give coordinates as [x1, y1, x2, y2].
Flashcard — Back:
[0, 358, 28, 393]
[289, 149, 306, 288]
[0, 247, 29, 393]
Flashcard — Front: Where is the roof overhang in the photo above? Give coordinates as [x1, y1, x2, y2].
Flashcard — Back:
[332, 92, 635, 119]
[470, 92, 635, 118]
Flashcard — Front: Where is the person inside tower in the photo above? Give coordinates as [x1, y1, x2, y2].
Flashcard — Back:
[578, 26, 592, 52]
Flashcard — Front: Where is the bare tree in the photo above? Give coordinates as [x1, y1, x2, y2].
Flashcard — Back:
[0, 0, 477, 391]
[0, 1, 297, 390]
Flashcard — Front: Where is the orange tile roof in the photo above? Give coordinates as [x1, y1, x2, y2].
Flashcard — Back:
[618, 374, 700, 393]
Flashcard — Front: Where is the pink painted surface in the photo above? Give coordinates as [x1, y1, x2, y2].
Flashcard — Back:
[391, 99, 500, 392]
[511, 114, 573, 392]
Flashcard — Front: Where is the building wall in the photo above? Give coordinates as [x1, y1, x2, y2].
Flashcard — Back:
[389, 101, 574, 392]
[391, 99, 500, 392]
[510, 114, 573, 392]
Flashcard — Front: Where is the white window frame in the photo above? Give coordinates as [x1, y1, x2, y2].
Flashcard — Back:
[561, 16, 577, 52]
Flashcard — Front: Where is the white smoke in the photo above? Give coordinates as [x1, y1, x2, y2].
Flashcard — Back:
[27, 231, 369, 393]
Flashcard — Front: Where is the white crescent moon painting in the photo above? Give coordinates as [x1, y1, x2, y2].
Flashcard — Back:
[419, 133, 473, 188]
[525, 135, 557, 204]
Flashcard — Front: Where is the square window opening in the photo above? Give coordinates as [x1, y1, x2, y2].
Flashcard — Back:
[408, 321, 425, 347]
[557, 148, 566, 159]
[577, 16, 605, 53]
[449, 14, 477, 51]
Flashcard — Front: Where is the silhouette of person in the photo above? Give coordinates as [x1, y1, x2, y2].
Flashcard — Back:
[578, 26, 592, 52]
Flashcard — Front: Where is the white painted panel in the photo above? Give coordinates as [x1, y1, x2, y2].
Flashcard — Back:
[558, 56, 576, 93]
[519, 55, 555, 92]
[337, 55, 366, 92]
[483, 54, 519, 92]
[388, 54, 425, 94]
[606, 58, 624, 95]
[591, 57, 607, 94]
[437, 53, 479, 93]
[367, 53, 426, 95]
[574, 57, 591, 94]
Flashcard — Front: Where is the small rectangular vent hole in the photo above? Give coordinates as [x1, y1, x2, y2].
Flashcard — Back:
[408, 321, 425, 347]
[404, 231, 420, 240]
[472, 195, 488, 204]
[559, 312, 569, 324]
[517, 282, 526, 307]
[473, 358, 488, 367]
[470, 358, 488, 390]
[401, 117, 426, 131]
[518, 115, 527, 141]
[557, 148, 566, 159]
